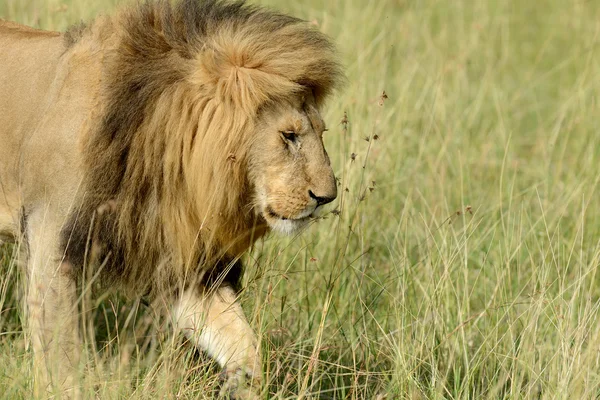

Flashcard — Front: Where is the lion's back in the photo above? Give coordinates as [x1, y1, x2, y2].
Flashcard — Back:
[0, 20, 63, 129]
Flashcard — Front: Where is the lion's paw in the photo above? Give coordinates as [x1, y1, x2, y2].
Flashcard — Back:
[219, 367, 262, 400]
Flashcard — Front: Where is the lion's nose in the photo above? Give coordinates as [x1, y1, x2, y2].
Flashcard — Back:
[309, 190, 336, 207]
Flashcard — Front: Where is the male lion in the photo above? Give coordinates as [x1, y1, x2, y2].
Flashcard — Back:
[0, 0, 342, 397]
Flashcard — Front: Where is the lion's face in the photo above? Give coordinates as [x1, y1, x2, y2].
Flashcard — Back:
[250, 94, 337, 235]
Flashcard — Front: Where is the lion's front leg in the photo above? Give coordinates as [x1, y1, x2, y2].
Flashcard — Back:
[25, 212, 81, 397]
[172, 285, 262, 399]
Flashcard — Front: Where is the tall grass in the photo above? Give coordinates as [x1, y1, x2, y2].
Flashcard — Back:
[2, 0, 600, 398]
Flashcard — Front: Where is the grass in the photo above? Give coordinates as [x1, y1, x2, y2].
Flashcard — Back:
[2, 0, 600, 398]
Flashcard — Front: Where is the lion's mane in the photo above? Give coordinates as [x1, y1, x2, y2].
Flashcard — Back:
[61, 0, 343, 296]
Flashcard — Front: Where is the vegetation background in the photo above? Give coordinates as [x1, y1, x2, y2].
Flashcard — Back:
[2, 0, 600, 398]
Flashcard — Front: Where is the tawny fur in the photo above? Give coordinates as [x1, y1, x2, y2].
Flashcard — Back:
[0, 0, 342, 396]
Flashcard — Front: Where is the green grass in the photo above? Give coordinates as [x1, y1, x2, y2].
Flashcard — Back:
[2, 0, 600, 398]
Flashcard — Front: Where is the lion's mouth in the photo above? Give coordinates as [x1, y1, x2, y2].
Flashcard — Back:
[263, 205, 317, 235]
[266, 206, 312, 221]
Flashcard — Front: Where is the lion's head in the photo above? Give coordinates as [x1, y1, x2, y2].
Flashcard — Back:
[249, 93, 337, 234]
[175, 1, 344, 248]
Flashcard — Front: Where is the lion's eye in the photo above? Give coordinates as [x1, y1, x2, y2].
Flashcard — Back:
[280, 130, 296, 142]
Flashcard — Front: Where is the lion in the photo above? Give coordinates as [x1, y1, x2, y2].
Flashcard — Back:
[0, 0, 343, 398]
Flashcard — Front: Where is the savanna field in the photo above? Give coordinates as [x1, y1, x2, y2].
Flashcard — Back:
[1, 0, 600, 398]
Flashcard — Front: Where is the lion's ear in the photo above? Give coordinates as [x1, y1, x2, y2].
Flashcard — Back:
[192, 46, 301, 114]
